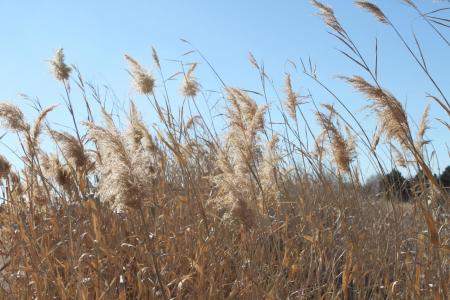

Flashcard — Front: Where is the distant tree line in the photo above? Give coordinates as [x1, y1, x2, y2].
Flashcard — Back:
[365, 165, 450, 202]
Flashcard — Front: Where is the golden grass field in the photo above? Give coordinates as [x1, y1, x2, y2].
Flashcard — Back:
[0, 1, 448, 299]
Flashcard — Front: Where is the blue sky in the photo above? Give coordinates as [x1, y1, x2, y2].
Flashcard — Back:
[0, 1, 449, 177]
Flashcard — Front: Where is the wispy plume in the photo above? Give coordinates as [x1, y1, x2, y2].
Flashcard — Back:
[86, 109, 157, 210]
[49, 130, 88, 170]
[284, 74, 300, 121]
[210, 87, 268, 227]
[0, 154, 11, 179]
[41, 153, 74, 193]
[50, 48, 72, 81]
[415, 104, 430, 151]
[316, 110, 355, 173]
[402, 0, 416, 8]
[31, 105, 57, 144]
[125, 54, 155, 95]
[151, 47, 161, 69]
[311, 0, 345, 34]
[0, 103, 29, 132]
[340, 76, 410, 149]
[182, 63, 200, 97]
[355, 1, 389, 24]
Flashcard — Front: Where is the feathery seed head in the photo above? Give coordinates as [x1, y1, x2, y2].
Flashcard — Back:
[0, 103, 30, 132]
[185, 115, 201, 131]
[125, 54, 155, 94]
[248, 52, 259, 69]
[55, 164, 72, 190]
[226, 87, 258, 124]
[31, 104, 57, 143]
[355, 1, 389, 24]
[87, 110, 157, 210]
[322, 103, 338, 116]
[391, 144, 408, 168]
[50, 48, 72, 81]
[151, 47, 161, 69]
[41, 153, 73, 191]
[316, 111, 355, 173]
[0, 155, 11, 179]
[402, 0, 416, 8]
[284, 74, 299, 121]
[50, 130, 88, 169]
[416, 104, 430, 150]
[341, 76, 410, 149]
[311, 0, 345, 34]
[182, 63, 200, 97]
[128, 101, 145, 147]
[371, 128, 382, 151]
[312, 133, 326, 161]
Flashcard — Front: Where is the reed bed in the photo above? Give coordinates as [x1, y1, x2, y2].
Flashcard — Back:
[0, 1, 448, 299]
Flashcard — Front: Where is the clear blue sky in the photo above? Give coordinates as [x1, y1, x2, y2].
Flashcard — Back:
[0, 1, 449, 177]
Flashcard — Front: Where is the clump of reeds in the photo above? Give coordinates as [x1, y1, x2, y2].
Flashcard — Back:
[210, 87, 268, 227]
[85, 105, 161, 210]
[0, 1, 448, 299]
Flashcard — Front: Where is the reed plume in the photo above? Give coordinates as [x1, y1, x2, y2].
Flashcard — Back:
[125, 54, 155, 95]
[41, 153, 74, 193]
[341, 76, 411, 150]
[151, 47, 161, 69]
[355, 1, 389, 24]
[371, 128, 382, 151]
[50, 48, 72, 81]
[284, 74, 299, 121]
[391, 144, 408, 168]
[260, 134, 281, 205]
[0, 154, 11, 179]
[182, 63, 200, 97]
[127, 102, 160, 155]
[402, 0, 416, 8]
[31, 105, 57, 144]
[86, 109, 157, 210]
[211, 87, 268, 227]
[415, 104, 430, 151]
[49, 130, 88, 170]
[316, 110, 355, 173]
[311, 0, 344, 34]
[0, 103, 29, 132]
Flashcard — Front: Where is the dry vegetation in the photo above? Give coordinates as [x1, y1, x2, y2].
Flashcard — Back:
[0, 1, 449, 299]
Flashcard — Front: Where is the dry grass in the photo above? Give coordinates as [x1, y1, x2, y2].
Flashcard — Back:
[0, 1, 448, 299]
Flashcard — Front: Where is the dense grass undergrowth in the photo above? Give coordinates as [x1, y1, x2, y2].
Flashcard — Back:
[0, 1, 449, 299]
